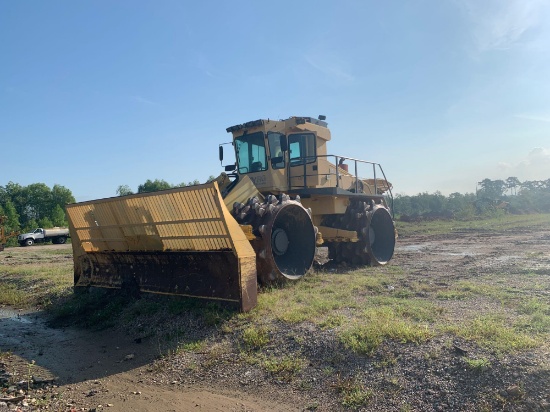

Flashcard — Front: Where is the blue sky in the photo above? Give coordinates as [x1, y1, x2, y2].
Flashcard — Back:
[2, 0, 549, 201]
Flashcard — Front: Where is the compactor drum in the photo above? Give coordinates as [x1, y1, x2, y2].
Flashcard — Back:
[66, 116, 395, 311]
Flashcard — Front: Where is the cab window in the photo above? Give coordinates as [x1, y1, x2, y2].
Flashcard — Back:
[235, 132, 267, 174]
[267, 132, 285, 169]
[289, 133, 316, 166]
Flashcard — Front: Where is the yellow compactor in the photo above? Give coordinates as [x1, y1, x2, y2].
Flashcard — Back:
[66, 116, 396, 311]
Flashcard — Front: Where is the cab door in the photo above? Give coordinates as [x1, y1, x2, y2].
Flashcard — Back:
[266, 131, 289, 192]
[288, 132, 317, 188]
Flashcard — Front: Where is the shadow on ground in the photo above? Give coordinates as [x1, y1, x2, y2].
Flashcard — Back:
[0, 305, 171, 384]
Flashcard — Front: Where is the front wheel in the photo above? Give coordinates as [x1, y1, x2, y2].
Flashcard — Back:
[234, 194, 316, 284]
[24, 238, 34, 246]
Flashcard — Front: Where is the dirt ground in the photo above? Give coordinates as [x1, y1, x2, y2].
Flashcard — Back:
[1, 225, 549, 411]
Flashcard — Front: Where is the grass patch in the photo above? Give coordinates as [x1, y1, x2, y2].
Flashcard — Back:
[451, 280, 517, 304]
[515, 312, 550, 334]
[517, 297, 550, 316]
[163, 298, 233, 325]
[339, 325, 383, 356]
[178, 340, 206, 353]
[122, 299, 162, 319]
[319, 314, 345, 330]
[39, 248, 74, 256]
[242, 326, 270, 350]
[338, 298, 438, 355]
[438, 273, 550, 348]
[396, 213, 550, 237]
[514, 297, 550, 334]
[369, 296, 443, 322]
[240, 350, 262, 366]
[0, 263, 72, 307]
[251, 270, 439, 355]
[340, 307, 433, 355]
[463, 357, 491, 371]
[333, 375, 373, 408]
[206, 341, 230, 360]
[47, 289, 131, 329]
[436, 290, 470, 300]
[0, 283, 27, 306]
[252, 267, 408, 326]
[444, 315, 539, 353]
[374, 353, 399, 369]
[263, 355, 304, 381]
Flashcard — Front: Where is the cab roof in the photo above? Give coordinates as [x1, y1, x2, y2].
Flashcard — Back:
[226, 116, 328, 133]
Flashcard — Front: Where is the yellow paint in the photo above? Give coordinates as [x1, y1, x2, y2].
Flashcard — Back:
[317, 226, 359, 242]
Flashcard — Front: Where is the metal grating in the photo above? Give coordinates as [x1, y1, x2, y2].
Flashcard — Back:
[66, 183, 237, 253]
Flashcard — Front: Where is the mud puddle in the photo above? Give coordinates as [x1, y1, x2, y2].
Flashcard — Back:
[0, 306, 160, 384]
[0, 304, 298, 412]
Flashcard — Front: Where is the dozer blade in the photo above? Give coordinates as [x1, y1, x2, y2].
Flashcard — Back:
[65, 182, 257, 311]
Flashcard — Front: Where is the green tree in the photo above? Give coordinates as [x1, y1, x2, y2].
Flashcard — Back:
[137, 179, 173, 193]
[116, 185, 134, 196]
[447, 192, 476, 218]
[122, 176, 216, 195]
[1, 182, 74, 229]
[51, 205, 67, 226]
[22, 183, 51, 223]
[478, 179, 506, 201]
[38, 217, 53, 229]
[505, 177, 521, 195]
[0, 199, 21, 232]
[24, 219, 38, 232]
[394, 193, 412, 216]
[476, 179, 507, 216]
[2, 182, 26, 224]
[51, 184, 75, 208]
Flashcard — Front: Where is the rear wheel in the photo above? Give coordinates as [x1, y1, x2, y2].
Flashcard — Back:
[57, 236, 67, 244]
[323, 200, 395, 266]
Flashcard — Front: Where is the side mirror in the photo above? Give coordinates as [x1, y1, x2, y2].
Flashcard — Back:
[224, 164, 236, 172]
[219, 146, 224, 162]
[280, 135, 288, 152]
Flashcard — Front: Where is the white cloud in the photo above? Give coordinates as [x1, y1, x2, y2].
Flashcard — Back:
[498, 147, 550, 179]
[130, 95, 158, 106]
[304, 55, 354, 82]
[514, 112, 550, 123]
[459, 0, 548, 51]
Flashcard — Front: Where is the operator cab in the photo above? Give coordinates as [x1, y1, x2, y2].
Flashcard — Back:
[221, 116, 330, 193]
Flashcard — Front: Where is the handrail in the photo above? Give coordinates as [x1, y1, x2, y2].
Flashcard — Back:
[286, 154, 394, 213]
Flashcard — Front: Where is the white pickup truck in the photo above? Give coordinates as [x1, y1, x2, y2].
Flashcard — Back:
[18, 227, 70, 246]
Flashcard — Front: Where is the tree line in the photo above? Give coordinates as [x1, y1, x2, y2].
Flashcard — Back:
[2, 175, 548, 240]
[115, 176, 216, 196]
[394, 177, 550, 220]
[0, 177, 216, 242]
[0, 182, 75, 239]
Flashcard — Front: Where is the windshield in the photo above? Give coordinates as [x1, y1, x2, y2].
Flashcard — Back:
[235, 132, 267, 174]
